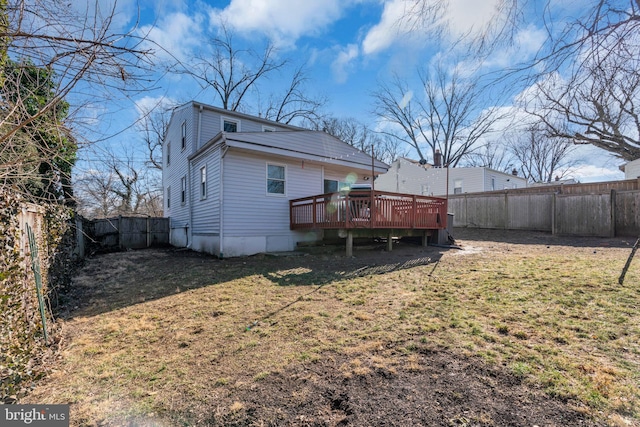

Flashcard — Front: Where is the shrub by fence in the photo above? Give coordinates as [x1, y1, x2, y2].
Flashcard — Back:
[0, 190, 75, 403]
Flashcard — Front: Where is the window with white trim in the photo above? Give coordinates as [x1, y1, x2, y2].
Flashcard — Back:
[267, 164, 286, 195]
[454, 179, 463, 194]
[181, 121, 186, 150]
[166, 142, 171, 166]
[491, 177, 496, 191]
[167, 187, 171, 209]
[181, 176, 187, 204]
[222, 117, 240, 132]
[200, 165, 207, 199]
[262, 125, 275, 132]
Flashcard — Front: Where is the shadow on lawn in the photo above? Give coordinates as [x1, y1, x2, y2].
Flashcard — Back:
[57, 240, 447, 319]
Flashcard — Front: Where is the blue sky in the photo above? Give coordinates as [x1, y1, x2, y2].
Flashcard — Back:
[75, 0, 626, 183]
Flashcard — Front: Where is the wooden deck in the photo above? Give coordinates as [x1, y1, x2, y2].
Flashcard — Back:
[290, 190, 447, 231]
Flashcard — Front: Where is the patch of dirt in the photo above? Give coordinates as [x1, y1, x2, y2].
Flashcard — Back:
[196, 349, 599, 427]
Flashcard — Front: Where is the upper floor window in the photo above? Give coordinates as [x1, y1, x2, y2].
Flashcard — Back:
[166, 142, 171, 166]
[181, 121, 186, 150]
[262, 125, 275, 132]
[222, 117, 240, 132]
[454, 179, 463, 194]
[200, 165, 207, 199]
[267, 164, 285, 195]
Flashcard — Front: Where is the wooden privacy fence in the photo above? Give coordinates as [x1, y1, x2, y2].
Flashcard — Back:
[85, 216, 170, 251]
[448, 189, 640, 237]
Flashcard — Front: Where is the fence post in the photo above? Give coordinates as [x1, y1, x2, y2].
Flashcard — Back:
[75, 216, 85, 258]
[551, 193, 557, 235]
[504, 192, 509, 229]
[147, 216, 151, 248]
[610, 189, 616, 237]
[118, 215, 123, 250]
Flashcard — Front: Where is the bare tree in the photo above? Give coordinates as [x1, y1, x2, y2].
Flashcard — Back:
[526, 32, 640, 160]
[179, 23, 325, 124]
[136, 103, 174, 171]
[261, 66, 326, 125]
[401, 1, 640, 161]
[1, 0, 155, 200]
[185, 24, 285, 112]
[462, 140, 516, 172]
[507, 123, 578, 183]
[305, 116, 405, 165]
[373, 62, 506, 167]
[75, 148, 162, 218]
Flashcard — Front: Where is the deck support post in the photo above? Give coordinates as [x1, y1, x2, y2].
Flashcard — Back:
[422, 231, 428, 247]
[346, 231, 353, 257]
[387, 232, 393, 252]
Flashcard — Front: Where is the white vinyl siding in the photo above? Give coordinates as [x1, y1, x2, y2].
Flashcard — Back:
[191, 145, 221, 236]
[222, 151, 322, 237]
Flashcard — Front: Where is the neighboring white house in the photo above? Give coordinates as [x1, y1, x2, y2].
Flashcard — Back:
[162, 101, 388, 257]
[375, 157, 528, 196]
[620, 158, 640, 179]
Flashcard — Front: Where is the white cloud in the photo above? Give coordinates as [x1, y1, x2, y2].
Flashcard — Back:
[362, 0, 511, 56]
[331, 44, 360, 83]
[362, 0, 417, 55]
[209, 0, 348, 48]
[572, 163, 624, 183]
[134, 96, 178, 116]
[138, 12, 204, 63]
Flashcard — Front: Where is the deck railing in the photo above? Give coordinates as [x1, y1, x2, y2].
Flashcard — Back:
[290, 190, 447, 230]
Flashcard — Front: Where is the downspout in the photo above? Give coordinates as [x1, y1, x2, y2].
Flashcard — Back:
[197, 104, 203, 148]
[187, 159, 192, 248]
[187, 105, 203, 248]
[219, 140, 229, 259]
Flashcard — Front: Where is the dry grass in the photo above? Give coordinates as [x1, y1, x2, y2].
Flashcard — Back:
[23, 230, 640, 426]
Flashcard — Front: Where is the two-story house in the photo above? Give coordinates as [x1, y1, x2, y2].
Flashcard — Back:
[162, 101, 388, 257]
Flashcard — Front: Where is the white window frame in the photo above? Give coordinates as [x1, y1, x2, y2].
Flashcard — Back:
[262, 125, 276, 132]
[181, 176, 187, 205]
[491, 176, 496, 191]
[266, 163, 286, 196]
[181, 121, 187, 150]
[167, 186, 171, 209]
[221, 116, 241, 133]
[166, 142, 171, 166]
[200, 165, 207, 199]
[454, 179, 463, 195]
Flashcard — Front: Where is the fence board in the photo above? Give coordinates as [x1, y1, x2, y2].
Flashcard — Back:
[615, 191, 640, 237]
[87, 216, 169, 251]
[449, 188, 639, 237]
[555, 193, 613, 237]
